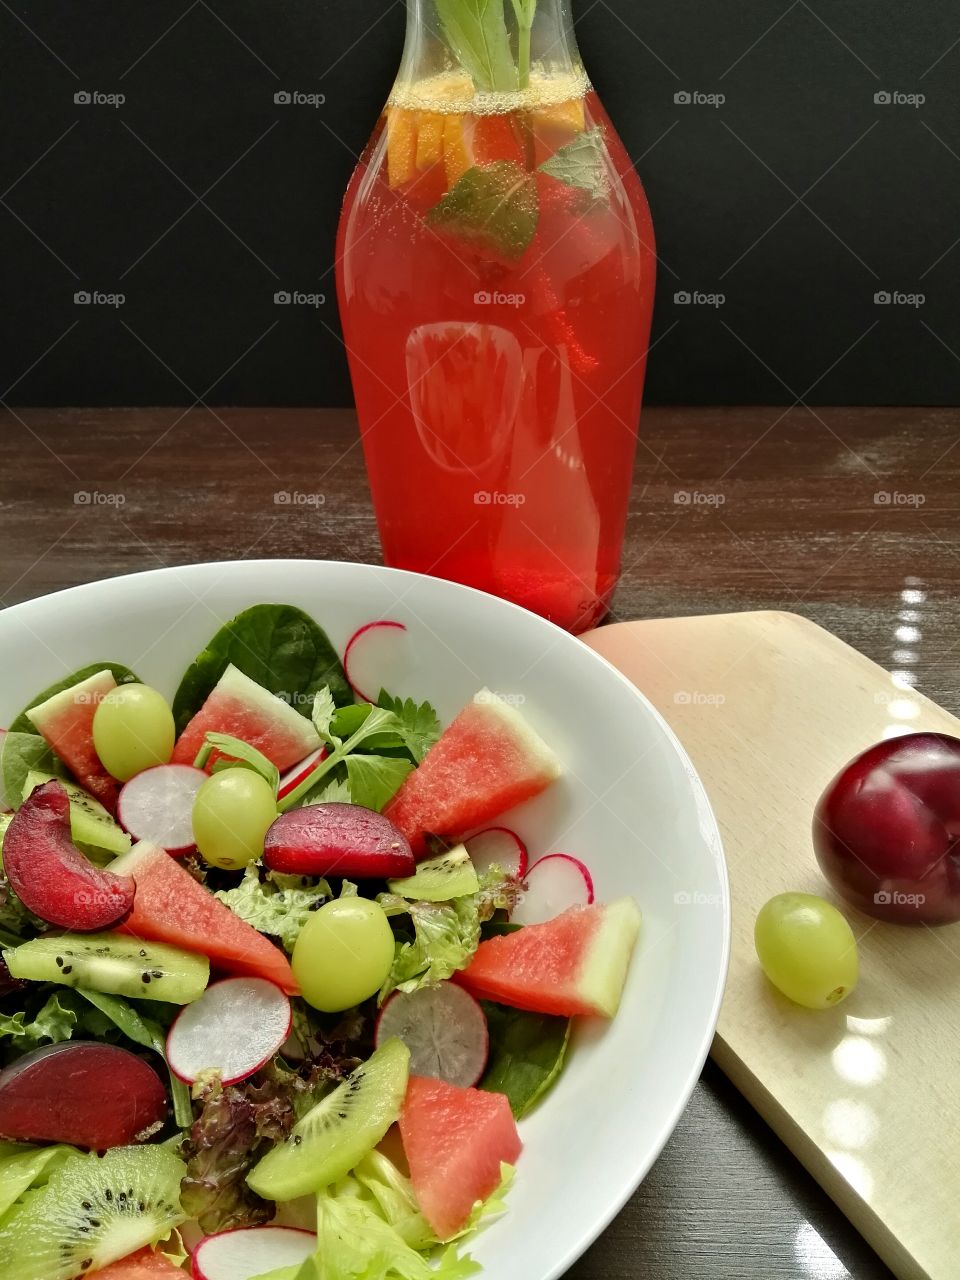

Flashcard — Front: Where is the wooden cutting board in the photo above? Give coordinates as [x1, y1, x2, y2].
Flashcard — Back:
[582, 611, 959, 1280]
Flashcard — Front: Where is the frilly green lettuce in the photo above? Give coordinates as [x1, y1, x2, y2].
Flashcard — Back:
[248, 1155, 513, 1280]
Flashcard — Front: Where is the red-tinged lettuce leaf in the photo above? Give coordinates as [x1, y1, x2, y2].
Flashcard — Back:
[180, 1060, 331, 1233]
[426, 162, 538, 260]
[179, 1020, 372, 1234]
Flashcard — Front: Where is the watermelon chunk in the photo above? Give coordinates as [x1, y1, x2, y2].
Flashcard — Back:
[85, 1249, 184, 1279]
[384, 690, 561, 856]
[172, 664, 320, 772]
[110, 841, 298, 994]
[25, 669, 120, 812]
[455, 899, 641, 1018]
[399, 1075, 521, 1240]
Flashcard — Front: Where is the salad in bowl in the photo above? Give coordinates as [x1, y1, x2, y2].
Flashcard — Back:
[0, 595, 646, 1280]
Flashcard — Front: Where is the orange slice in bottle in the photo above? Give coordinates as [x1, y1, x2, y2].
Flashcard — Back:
[386, 107, 418, 187]
[416, 111, 445, 170]
[442, 113, 472, 187]
[530, 95, 587, 165]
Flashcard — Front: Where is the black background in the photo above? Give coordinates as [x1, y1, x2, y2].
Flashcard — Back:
[1, 0, 958, 408]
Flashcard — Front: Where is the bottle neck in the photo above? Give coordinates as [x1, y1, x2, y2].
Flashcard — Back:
[395, 0, 586, 107]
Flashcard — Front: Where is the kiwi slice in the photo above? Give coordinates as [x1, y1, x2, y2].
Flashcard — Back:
[3, 932, 209, 1005]
[247, 1036, 410, 1201]
[0, 1144, 185, 1280]
[387, 843, 479, 902]
[22, 770, 131, 861]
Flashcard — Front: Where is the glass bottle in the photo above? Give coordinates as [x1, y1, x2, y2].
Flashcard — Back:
[336, 0, 656, 633]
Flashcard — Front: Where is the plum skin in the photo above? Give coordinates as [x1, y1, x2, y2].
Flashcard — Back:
[0, 1041, 168, 1149]
[813, 732, 960, 925]
[2, 780, 135, 930]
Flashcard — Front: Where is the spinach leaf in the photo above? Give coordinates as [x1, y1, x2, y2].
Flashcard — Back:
[74, 989, 193, 1129]
[0, 733, 68, 811]
[480, 1003, 570, 1118]
[172, 604, 350, 733]
[10, 663, 139, 733]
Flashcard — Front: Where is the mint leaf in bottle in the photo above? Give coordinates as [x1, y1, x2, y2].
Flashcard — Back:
[427, 161, 539, 259]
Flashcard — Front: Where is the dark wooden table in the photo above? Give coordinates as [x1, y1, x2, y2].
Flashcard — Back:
[5, 403, 959, 1278]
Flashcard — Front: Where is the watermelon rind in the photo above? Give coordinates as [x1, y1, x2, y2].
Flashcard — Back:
[471, 690, 563, 783]
[172, 664, 321, 770]
[577, 897, 642, 1017]
[25, 669, 120, 810]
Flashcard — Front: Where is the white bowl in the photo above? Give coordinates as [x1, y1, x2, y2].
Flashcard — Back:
[0, 560, 729, 1279]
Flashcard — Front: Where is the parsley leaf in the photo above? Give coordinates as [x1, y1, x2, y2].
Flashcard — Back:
[278, 705, 404, 811]
[195, 733, 280, 793]
[376, 691, 441, 764]
[302, 774, 353, 805]
[344, 755, 413, 812]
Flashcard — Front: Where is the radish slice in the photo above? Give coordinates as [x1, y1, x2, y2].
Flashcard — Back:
[193, 1226, 316, 1280]
[117, 764, 206, 854]
[375, 980, 488, 1087]
[277, 746, 328, 800]
[512, 853, 595, 926]
[166, 977, 292, 1085]
[343, 620, 408, 703]
[464, 826, 529, 879]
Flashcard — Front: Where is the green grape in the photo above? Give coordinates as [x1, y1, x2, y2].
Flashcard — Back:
[293, 897, 395, 1013]
[192, 767, 278, 870]
[755, 892, 859, 1010]
[92, 683, 176, 781]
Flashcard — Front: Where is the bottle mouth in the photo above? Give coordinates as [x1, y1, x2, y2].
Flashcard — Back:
[388, 64, 590, 115]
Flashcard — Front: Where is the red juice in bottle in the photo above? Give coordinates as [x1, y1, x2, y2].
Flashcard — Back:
[337, 57, 656, 633]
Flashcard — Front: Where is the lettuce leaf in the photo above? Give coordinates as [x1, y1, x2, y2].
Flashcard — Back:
[377, 895, 481, 1002]
[0, 1144, 76, 1220]
[376, 861, 521, 1002]
[0, 994, 77, 1050]
[249, 1158, 512, 1280]
[216, 865, 330, 952]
